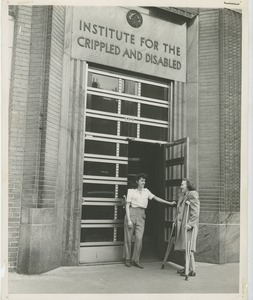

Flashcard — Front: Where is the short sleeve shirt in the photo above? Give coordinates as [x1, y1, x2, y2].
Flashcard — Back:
[126, 188, 155, 209]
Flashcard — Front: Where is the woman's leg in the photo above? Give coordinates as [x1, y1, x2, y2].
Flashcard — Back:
[131, 214, 145, 264]
[189, 251, 195, 272]
[124, 216, 135, 261]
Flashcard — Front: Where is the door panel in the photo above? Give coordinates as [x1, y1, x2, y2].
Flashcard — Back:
[80, 246, 124, 264]
[158, 137, 189, 265]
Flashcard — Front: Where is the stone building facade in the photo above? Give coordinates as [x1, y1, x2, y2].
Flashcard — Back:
[8, 6, 241, 274]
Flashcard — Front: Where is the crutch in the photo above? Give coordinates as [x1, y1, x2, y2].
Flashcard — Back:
[161, 222, 176, 269]
[189, 226, 196, 274]
[184, 201, 190, 281]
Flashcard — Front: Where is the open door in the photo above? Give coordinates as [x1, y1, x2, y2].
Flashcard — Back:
[157, 137, 189, 265]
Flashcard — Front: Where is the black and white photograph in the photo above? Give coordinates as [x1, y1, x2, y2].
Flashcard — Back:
[1, 0, 250, 299]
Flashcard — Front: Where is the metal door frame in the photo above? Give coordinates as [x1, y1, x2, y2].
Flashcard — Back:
[80, 64, 172, 264]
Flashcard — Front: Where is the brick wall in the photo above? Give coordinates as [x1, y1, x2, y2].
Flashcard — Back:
[198, 9, 222, 212]
[198, 9, 241, 213]
[195, 9, 241, 263]
[220, 9, 241, 213]
[21, 6, 49, 209]
[37, 6, 65, 208]
[8, 5, 33, 271]
[8, 5, 66, 271]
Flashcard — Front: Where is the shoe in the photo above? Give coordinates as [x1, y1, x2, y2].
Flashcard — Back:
[133, 261, 144, 269]
[125, 259, 131, 267]
[180, 271, 196, 277]
[177, 268, 185, 274]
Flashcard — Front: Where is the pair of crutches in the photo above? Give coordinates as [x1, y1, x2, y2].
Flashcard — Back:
[161, 202, 194, 281]
[161, 222, 176, 270]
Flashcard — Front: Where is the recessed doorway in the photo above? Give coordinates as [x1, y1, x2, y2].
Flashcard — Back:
[128, 140, 164, 262]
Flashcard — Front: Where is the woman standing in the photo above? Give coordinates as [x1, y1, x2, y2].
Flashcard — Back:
[123, 173, 175, 269]
[174, 178, 200, 277]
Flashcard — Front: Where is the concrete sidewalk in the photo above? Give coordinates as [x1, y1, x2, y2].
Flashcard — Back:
[8, 261, 239, 294]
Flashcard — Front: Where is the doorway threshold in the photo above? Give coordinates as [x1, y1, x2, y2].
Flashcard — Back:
[79, 261, 124, 267]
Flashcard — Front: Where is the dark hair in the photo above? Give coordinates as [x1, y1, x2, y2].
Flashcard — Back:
[135, 173, 148, 182]
[182, 178, 196, 191]
[128, 173, 148, 189]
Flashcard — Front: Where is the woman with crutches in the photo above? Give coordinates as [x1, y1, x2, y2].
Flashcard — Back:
[174, 179, 200, 279]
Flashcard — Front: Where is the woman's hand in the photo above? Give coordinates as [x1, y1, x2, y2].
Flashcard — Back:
[122, 195, 127, 207]
[128, 220, 133, 228]
[186, 224, 192, 231]
[153, 196, 176, 205]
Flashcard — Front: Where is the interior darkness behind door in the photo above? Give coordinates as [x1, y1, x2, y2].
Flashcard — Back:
[128, 140, 163, 261]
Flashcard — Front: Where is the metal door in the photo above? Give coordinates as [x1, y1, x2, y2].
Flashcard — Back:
[80, 66, 172, 264]
[157, 137, 189, 264]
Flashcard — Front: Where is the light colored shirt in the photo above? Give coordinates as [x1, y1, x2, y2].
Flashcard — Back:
[126, 188, 155, 209]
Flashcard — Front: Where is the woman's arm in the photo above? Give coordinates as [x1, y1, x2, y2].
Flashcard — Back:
[125, 202, 133, 228]
[187, 191, 200, 228]
[153, 195, 176, 205]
